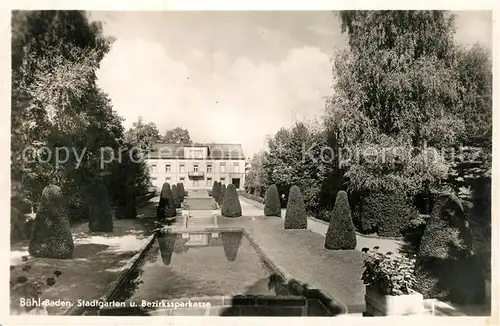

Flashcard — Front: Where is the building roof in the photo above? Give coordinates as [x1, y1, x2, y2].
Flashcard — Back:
[146, 143, 246, 160]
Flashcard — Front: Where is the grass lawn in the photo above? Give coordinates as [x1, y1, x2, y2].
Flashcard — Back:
[10, 203, 158, 315]
[217, 215, 367, 312]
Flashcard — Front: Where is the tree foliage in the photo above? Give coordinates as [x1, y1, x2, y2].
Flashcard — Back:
[124, 117, 162, 152]
[330, 11, 488, 196]
[244, 151, 268, 197]
[264, 121, 333, 214]
[163, 127, 192, 144]
[11, 11, 129, 225]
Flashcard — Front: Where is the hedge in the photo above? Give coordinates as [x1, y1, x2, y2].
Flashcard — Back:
[353, 192, 418, 237]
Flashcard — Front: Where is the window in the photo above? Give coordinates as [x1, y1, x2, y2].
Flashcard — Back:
[180, 177, 185, 183]
[220, 177, 226, 184]
[151, 177, 157, 180]
[207, 177, 212, 186]
[165, 164, 171, 172]
[234, 162, 240, 173]
[189, 149, 203, 159]
[193, 164, 199, 172]
[165, 177, 171, 182]
[150, 164, 157, 172]
[220, 162, 226, 173]
[207, 163, 212, 173]
[179, 163, 185, 173]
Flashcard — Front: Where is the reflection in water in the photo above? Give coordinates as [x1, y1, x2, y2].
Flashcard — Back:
[110, 266, 145, 302]
[221, 232, 243, 262]
[157, 232, 177, 266]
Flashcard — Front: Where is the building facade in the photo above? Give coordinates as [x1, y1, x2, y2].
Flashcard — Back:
[145, 143, 246, 190]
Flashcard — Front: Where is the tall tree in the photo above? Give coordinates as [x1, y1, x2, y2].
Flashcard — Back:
[164, 127, 192, 144]
[330, 11, 467, 196]
[11, 11, 124, 222]
[263, 120, 332, 214]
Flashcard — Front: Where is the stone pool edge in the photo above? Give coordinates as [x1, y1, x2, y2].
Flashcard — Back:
[241, 228, 349, 316]
[64, 227, 348, 316]
[63, 232, 157, 315]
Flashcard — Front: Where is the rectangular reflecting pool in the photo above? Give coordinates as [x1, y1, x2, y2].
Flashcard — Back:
[77, 229, 347, 316]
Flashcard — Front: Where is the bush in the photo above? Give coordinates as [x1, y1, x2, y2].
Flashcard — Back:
[418, 194, 473, 259]
[362, 247, 416, 295]
[156, 183, 169, 220]
[219, 184, 226, 205]
[324, 191, 356, 250]
[415, 193, 485, 304]
[29, 185, 74, 259]
[176, 183, 184, 202]
[171, 184, 181, 209]
[264, 184, 281, 217]
[115, 186, 137, 219]
[211, 181, 218, 198]
[164, 184, 177, 218]
[353, 192, 418, 237]
[284, 186, 307, 229]
[221, 184, 242, 218]
[88, 182, 113, 232]
[213, 182, 221, 203]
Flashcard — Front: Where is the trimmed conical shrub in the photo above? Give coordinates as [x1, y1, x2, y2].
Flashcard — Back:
[415, 193, 484, 304]
[158, 232, 177, 266]
[211, 181, 217, 197]
[156, 182, 169, 220]
[164, 184, 177, 218]
[264, 184, 281, 217]
[221, 231, 243, 261]
[116, 186, 137, 219]
[29, 185, 74, 259]
[221, 184, 242, 217]
[177, 183, 185, 202]
[324, 191, 356, 250]
[418, 194, 473, 259]
[88, 182, 113, 232]
[171, 184, 181, 209]
[284, 186, 307, 229]
[219, 184, 226, 205]
[213, 182, 221, 203]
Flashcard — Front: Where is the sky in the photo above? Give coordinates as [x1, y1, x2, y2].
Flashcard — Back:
[91, 11, 492, 158]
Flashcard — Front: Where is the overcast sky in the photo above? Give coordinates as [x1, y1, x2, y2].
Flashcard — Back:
[91, 11, 492, 157]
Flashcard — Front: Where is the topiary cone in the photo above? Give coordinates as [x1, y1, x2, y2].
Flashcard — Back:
[284, 186, 307, 229]
[88, 182, 113, 232]
[264, 184, 281, 217]
[29, 185, 74, 259]
[324, 191, 356, 250]
[171, 184, 181, 209]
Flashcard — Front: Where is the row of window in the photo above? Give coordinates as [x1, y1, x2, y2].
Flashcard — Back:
[151, 176, 224, 187]
[150, 162, 240, 173]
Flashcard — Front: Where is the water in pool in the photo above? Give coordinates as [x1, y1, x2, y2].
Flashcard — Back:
[110, 231, 297, 303]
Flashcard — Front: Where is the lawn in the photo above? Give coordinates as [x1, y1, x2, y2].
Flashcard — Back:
[217, 215, 367, 312]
